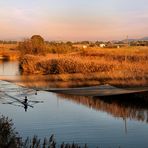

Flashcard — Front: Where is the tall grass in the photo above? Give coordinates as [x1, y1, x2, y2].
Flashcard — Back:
[19, 47, 148, 87]
[0, 43, 19, 60]
[20, 55, 115, 74]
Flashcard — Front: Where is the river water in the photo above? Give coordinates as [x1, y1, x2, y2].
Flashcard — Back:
[0, 61, 148, 148]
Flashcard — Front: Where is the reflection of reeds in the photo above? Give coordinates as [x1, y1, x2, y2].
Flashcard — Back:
[20, 47, 148, 87]
[16, 75, 101, 89]
[58, 93, 148, 123]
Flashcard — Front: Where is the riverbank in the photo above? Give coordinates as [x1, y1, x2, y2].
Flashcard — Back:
[20, 47, 148, 87]
[0, 44, 19, 60]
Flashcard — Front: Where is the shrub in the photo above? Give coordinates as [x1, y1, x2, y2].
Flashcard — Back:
[0, 115, 21, 147]
[46, 42, 79, 54]
[18, 35, 47, 56]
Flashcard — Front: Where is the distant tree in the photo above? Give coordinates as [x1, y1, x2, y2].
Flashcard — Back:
[30, 35, 46, 54]
[31, 35, 44, 44]
[81, 41, 90, 44]
[95, 41, 104, 46]
[0, 40, 17, 44]
[66, 41, 72, 46]
[18, 35, 47, 56]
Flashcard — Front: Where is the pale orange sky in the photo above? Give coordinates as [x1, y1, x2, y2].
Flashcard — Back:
[0, 0, 148, 41]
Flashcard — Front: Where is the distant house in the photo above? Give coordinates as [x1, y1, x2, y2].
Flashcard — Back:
[83, 45, 87, 49]
[99, 44, 106, 48]
[73, 44, 88, 49]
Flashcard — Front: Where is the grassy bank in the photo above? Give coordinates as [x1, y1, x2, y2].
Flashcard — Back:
[20, 47, 148, 87]
[0, 44, 19, 60]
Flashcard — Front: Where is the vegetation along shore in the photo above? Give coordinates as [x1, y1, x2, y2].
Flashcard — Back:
[0, 35, 148, 87]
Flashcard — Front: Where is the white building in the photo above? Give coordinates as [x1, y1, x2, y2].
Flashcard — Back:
[99, 44, 106, 48]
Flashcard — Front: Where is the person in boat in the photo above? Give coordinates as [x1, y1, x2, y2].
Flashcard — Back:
[24, 96, 28, 112]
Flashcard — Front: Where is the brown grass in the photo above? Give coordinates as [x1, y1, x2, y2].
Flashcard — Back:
[19, 47, 148, 87]
[0, 44, 19, 60]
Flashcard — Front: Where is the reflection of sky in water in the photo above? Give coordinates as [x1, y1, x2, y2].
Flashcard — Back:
[0, 61, 19, 76]
[1, 90, 148, 148]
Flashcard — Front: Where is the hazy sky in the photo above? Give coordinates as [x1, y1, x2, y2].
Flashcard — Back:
[0, 0, 148, 41]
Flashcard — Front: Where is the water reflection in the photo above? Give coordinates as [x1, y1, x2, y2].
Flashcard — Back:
[0, 60, 20, 76]
[0, 81, 43, 112]
[2, 95, 43, 112]
[15, 75, 100, 89]
[58, 93, 148, 123]
[0, 114, 86, 148]
[1, 60, 148, 147]
[2, 69, 148, 121]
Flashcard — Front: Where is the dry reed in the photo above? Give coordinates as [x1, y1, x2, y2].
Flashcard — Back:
[19, 47, 148, 87]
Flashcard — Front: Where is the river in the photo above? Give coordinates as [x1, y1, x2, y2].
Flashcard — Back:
[0, 60, 148, 148]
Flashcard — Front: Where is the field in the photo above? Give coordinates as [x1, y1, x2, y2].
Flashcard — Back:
[0, 44, 19, 60]
[20, 46, 148, 87]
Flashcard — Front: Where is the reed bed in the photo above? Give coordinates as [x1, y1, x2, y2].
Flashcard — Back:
[19, 47, 148, 87]
[20, 55, 115, 74]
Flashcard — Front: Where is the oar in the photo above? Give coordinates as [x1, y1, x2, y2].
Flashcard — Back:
[4, 93, 34, 108]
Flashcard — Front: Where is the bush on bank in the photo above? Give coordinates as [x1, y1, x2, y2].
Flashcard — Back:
[19, 55, 114, 74]
[17, 35, 47, 56]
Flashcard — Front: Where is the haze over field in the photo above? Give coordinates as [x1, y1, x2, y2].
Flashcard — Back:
[0, 0, 148, 41]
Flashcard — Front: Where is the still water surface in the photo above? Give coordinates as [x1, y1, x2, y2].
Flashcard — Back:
[0, 61, 148, 148]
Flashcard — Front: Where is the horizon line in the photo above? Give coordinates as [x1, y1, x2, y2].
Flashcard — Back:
[0, 35, 148, 42]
